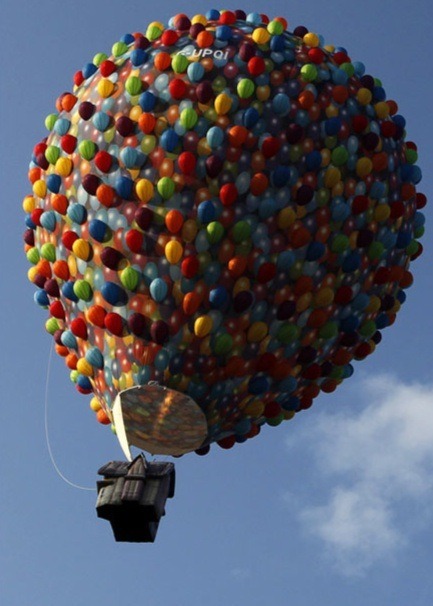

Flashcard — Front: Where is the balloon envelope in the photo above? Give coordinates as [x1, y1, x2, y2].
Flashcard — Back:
[24, 9, 426, 456]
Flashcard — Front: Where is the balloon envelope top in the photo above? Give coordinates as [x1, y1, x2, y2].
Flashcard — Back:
[23, 9, 426, 456]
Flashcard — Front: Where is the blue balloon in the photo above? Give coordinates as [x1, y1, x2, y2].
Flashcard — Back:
[115, 176, 134, 199]
[62, 281, 79, 302]
[46, 174, 61, 193]
[89, 218, 109, 242]
[101, 282, 128, 306]
[82, 63, 98, 79]
[130, 49, 148, 66]
[139, 91, 156, 112]
[34, 290, 49, 307]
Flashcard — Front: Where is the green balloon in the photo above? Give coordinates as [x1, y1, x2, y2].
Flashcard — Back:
[93, 52, 108, 66]
[171, 54, 188, 73]
[267, 412, 284, 426]
[319, 322, 339, 340]
[157, 177, 175, 200]
[73, 279, 93, 302]
[45, 113, 58, 131]
[277, 323, 300, 344]
[146, 25, 162, 41]
[70, 369, 79, 383]
[340, 62, 355, 77]
[331, 146, 349, 166]
[120, 267, 139, 291]
[27, 248, 40, 264]
[180, 108, 198, 130]
[112, 41, 128, 57]
[40, 243, 56, 262]
[405, 148, 418, 164]
[267, 20, 284, 35]
[331, 234, 349, 253]
[367, 241, 385, 260]
[213, 333, 233, 355]
[300, 64, 318, 82]
[232, 220, 251, 243]
[206, 221, 224, 244]
[237, 78, 255, 99]
[330, 366, 344, 379]
[406, 240, 420, 256]
[78, 140, 97, 161]
[45, 145, 61, 165]
[45, 317, 60, 335]
[126, 76, 142, 96]
[359, 320, 377, 338]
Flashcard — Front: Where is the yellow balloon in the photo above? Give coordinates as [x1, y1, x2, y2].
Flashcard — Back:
[245, 400, 265, 417]
[76, 358, 94, 377]
[55, 157, 73, 177]
[356, 157, 373, 178]
[247, 321, 268, 343]
[374, 204, 391, 222]
[72, 238, 92, 261]
[252, 27, 270, 44]
[366, 295, 381, 313]
[191, 14, 207, 25]
[296, 292, 313, 313]
[194, 315, 213, 338]
[67, 254, 78, 278]
[214, 93, 232, 115]
[277, 207, 296, 229]
[357, 87, 372, 106]
[135, 178, 154, 203]
[324, 166, 341, 188]
[325, 104, 339, 118]
[90, 397, 102, 412]
[97, 79, 115, 98]
[33, 179, 47, 198]
[315, 287, 334, 307]
[27, 266, 39, 283]
[256, 85, 270, 101]
[233, 277, 251, 296]
[303, 32, 320, 47]
[129, 105, 142, 121]
[182, 219, 198, 242]
[165, 240, 183, 264]
[374, 101, 390, 119]
[23, 195, 36, 213]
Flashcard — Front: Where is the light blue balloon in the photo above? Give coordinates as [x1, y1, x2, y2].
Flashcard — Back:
[206, 126, 224, 149]
[120, 146, 138, 168]
[61, 330, 78, 349]
[150, 278, 168, 302]
[40, 211, 57, 232]
[85, 347, 104, 369]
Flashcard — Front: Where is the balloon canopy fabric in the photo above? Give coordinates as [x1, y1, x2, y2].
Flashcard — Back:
[23, 9, 426, 456]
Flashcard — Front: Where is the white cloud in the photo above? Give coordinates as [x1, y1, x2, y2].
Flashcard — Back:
[286, 374, 433, 576]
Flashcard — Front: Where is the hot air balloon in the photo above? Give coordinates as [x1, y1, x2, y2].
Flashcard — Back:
[23, 9, 426, 541]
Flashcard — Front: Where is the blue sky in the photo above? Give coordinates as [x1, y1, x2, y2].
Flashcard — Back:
[2, 0, 433, 604]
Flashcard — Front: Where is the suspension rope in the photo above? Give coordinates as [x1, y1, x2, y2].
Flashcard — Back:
[44, 341, 96, 491]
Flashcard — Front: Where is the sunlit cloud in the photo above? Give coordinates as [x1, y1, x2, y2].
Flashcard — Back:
[286, 375, 433, 576]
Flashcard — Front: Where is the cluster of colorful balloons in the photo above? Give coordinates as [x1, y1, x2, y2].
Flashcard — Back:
[23, 9, 426, 454]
